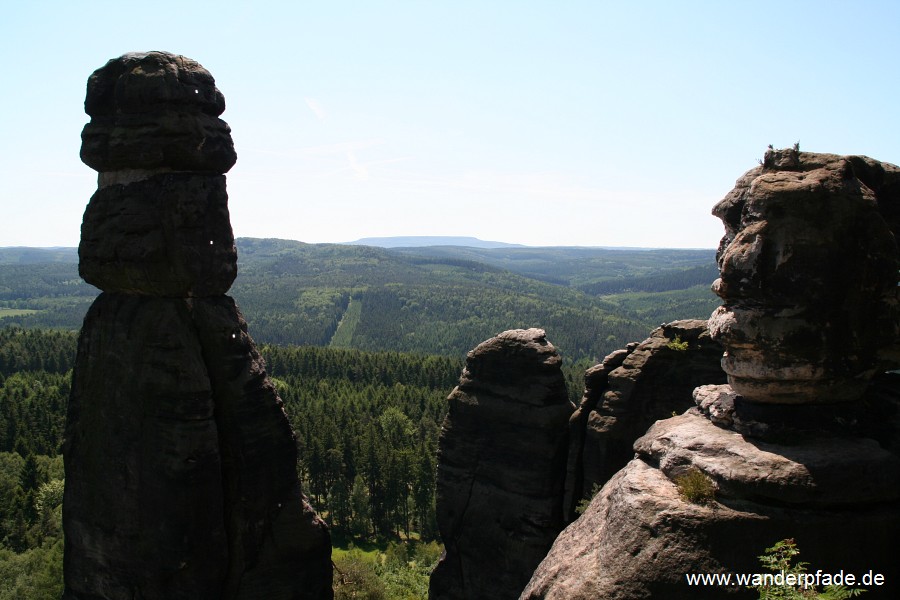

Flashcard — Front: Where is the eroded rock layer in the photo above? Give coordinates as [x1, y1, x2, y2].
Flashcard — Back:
[429, 329, 573, 600]
[80, 51, 237, 174]
[63, 52, 332, 600]
[79, 173, 237, 296]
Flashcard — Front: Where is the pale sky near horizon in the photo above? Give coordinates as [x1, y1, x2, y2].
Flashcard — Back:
[2, 1, 899, 249]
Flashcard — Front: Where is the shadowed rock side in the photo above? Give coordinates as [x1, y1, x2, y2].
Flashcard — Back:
[564, 319, 725, 519]
[429, 329, 574, 600]
[63, 51, 332, 600]
[80, 51, 236, 174]
[521, 150, 900, 600]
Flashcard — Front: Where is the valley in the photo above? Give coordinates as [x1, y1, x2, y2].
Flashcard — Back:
[0, 238, 720, 363]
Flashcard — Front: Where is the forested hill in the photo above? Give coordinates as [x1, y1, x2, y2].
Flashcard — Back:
[0, 239, 721, 362]
[346, 236, 523, 248]
[388, 244, 716, 289]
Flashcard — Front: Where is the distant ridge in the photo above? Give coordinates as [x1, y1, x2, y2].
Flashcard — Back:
[0, 247, 78, 264]
[345, 236, 525, 249]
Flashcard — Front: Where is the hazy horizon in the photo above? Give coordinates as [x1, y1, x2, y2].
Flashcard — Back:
[0, 234, 718, 252]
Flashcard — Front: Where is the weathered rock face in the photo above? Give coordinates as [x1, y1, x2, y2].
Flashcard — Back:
[522, 430, 900, 600]
[564, 319, 725, 518]
[63, 52, 332, 600]
[521, 150, 900, 600]
[78, 51, 238, 296]
[429, 329, 574, 600]
[709, 148, 900, 403]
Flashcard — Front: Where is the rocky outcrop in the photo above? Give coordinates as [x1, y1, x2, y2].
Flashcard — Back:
[523, 429, 900, 600]
[709, 147, 900, 403]
[429, 329, 574, 600]
[63, 52, 332, 600]
[79, 173, 237, 296]
[522, 150, 900, 599]
[564, 319, 725, 518]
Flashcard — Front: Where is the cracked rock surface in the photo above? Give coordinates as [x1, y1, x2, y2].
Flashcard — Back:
[564, 319, 725, 519]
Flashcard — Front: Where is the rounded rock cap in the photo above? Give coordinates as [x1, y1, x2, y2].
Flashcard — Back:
[81, 51, 237, 173]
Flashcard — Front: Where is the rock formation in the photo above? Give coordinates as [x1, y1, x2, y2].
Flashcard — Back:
[429, 329, 573, 600]
[709, 147, 900, 403]
[564, 319, 725, 519]
[63, 52, 332, 600]
[521, 150, 900, 599]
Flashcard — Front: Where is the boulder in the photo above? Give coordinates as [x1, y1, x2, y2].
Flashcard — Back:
[81, 51, 237, 173]
[79, 173, 237, 296]
[636, 410, 900, 507]
[522, 446, 900, 600]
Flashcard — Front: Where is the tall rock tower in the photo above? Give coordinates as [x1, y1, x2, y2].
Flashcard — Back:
[429, 328, 573, 600]
[63, 52, 333, 600]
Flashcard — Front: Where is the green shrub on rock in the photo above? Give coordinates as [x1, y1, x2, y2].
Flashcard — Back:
[674, 468, 716, 504]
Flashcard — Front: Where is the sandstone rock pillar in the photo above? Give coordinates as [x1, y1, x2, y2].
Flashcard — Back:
[429, 329, 573, 600]
[63, 52, 332, 600]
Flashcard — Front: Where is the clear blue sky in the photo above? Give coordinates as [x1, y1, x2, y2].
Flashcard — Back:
[2, 1, 898, 248]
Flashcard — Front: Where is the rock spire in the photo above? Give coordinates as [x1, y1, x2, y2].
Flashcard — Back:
[63, 52, 333, 600]
[429, 329, 573, 600]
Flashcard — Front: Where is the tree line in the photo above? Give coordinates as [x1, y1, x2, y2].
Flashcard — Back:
[1, 240, 718, 365]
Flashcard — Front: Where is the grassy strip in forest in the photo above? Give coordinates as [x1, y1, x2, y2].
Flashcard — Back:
[329, 297, 362, 348]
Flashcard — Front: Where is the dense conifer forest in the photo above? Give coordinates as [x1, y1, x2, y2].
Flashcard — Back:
[0, 328, 72, 599]
[0, 327, 592, 598]
[0, 239, 721, 596]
